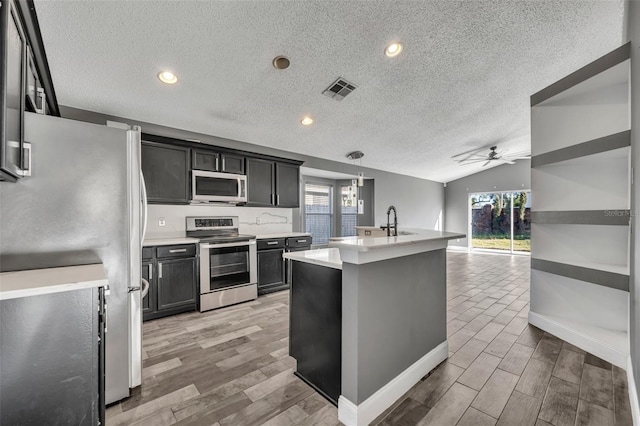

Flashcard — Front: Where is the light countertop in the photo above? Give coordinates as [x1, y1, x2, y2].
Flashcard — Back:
[328, 229, 465, 251]
[283, 248, 342, 270]
[255, 232, 311, 240]
[143, 237, 200, 247]
[0, 264, 108, 301]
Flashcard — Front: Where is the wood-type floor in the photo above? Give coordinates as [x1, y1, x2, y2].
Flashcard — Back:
[106, 252, 634, 426]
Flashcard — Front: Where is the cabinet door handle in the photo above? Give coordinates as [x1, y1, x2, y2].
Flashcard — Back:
[215, 156, 219, 171]
[222, 157, 226, 171]
[158, 263, 163, 278]
[267, 241, 278, 245]
[297, 239, 307, 243]
[277, 195, 280, 205]
[169, 248, 187, 253]
[148, 264, 153, 280]
[270, 194, 274, 205]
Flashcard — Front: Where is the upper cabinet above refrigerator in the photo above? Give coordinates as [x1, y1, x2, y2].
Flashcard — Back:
[0, 0, 59, 182]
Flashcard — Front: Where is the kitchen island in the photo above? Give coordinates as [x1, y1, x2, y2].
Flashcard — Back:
[284, 229, 464, 426]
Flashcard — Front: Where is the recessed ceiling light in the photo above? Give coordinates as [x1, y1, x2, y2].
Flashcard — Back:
[158, 71, 178, 84]
[385, 42, 403, 57]
[273, 56, 290, 70]
[301, 116, 313, 126]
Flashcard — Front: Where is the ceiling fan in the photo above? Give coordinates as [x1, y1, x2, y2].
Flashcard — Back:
[454, 146, 530, 167]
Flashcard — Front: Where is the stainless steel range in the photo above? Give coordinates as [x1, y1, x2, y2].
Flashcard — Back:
[186, 216, 257, 311]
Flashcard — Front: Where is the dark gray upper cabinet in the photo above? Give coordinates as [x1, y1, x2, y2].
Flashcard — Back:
[0, 0, 59, 182]
[192, 149, 245, 175]
[246, 157, 276, 206]
[192, 149, 218, 172]
[221, 153, 244, 174]
[141, 141, 190, 204]
[275, 163, 300, 208]
[246, 158, 300, 208]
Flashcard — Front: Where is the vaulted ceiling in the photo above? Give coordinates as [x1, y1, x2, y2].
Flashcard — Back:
[34, 1, 626, 182]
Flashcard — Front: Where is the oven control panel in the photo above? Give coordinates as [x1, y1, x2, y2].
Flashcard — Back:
[186, 216, 237, 231]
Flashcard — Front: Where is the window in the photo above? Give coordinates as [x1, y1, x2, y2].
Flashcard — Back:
[340, 184, 358, 237]
[305, 183, 333, 245]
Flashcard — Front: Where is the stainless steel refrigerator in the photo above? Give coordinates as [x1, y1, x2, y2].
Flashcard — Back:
[0, 112, 146, 404]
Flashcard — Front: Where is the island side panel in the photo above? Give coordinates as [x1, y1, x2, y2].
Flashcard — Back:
[341, 249, 447, 405]
[289, 261, 342, 404]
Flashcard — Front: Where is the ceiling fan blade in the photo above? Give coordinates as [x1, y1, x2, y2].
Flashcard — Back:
[456, 156, 487, 163]
[459, 158, 491, 165]
[500, 156, 518, 164]
[482, 160, 491, 167]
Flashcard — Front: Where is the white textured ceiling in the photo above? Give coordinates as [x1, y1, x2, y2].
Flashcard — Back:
[34, 1, 626, 182]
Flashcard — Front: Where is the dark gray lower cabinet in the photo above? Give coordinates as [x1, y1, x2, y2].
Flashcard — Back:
[158, 257, 197, 310]
[257, 248, 285, 295]
[289, 261, 341, 404]
[0, 287, 105, 425]
[141, 260, 154, 315]
[143, 244, 198, 321]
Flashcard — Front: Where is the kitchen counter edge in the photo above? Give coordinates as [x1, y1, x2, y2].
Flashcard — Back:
[283, 248, 342, 270]
[0, 264, 108, 301]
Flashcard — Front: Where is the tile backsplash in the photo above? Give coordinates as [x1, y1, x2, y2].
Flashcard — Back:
[145, 204, 294, 239]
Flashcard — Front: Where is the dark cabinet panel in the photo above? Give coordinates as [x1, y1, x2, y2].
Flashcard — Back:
[158, 258, 197, 310]
[141, 261, 155, 315]
[1, 287, 105, 425]
[290, 261, 342, 404]
[246, 158, 275, 206]
[257, 248, 285, 295]
[141, 141, 190, 204]
[143, 245, 198, 321]
[0, 0, 26, 181]
[192, 149, 218, 172]
[276, 163, 300, 207]
[221, 153, 245, 174]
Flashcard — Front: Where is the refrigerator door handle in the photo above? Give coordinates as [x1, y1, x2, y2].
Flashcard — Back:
[141, 278, 150, 298]
[140, 171, 148, 242]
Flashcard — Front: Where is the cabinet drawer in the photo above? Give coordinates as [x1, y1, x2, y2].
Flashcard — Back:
[142, 247, 154, 260]
[156, 244, 196, 259]
[286, 236, 312, 248]
[257, 239, 285, 250]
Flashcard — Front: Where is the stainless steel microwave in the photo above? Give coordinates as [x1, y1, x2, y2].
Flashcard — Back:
[191, 170, 247, 204]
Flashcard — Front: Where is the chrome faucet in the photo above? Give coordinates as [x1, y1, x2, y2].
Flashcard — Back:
[386, 205, 398, 237]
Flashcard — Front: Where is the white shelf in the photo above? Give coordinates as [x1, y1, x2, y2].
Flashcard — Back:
[531, 60, 630, 156]
[531, 148, 630, 211]
[531, 269, 628, 332]
[531, 223, 629, 274]
[529, 311, 628, 369]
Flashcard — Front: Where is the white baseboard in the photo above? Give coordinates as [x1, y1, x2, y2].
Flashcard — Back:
[528, 311, 628, 369]
[628, 356, 640, 426]
[338, 341, 448, 426]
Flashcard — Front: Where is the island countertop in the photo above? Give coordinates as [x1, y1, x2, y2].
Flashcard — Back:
[329, 228, 465, 265]
[283, 248, 342, 270]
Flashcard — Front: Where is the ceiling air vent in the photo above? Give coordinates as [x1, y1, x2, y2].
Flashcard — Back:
[323, 78, 357, 101]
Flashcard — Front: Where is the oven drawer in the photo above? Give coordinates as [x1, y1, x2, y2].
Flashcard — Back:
[157, 244, 197, 259]
[257, 239, 285, 250]
[286, 236, 311, 248]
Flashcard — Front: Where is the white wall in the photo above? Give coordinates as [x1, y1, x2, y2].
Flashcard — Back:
[444, 159, 531, 247]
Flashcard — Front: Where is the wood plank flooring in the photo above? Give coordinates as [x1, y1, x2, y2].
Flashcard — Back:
[106, 252, 634, 426]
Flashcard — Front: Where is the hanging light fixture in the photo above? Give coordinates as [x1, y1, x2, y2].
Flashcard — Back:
[346, 151, 365, 187]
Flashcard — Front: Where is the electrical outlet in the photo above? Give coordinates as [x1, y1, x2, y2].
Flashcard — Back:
[158, 217, 166, 227]
[256, 217, 261, 225]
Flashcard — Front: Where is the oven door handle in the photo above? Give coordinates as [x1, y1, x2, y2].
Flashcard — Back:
[201, 240, 255, 249]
